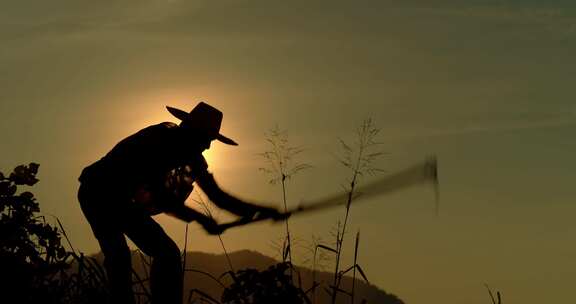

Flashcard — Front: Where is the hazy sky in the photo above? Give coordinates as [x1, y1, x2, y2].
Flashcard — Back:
[2, 1, 576, 303]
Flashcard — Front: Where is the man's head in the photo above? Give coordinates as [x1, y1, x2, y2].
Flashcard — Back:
[166, 102, 238, 151]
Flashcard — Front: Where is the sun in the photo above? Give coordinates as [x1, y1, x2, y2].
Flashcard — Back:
[201, 143, 227, 173]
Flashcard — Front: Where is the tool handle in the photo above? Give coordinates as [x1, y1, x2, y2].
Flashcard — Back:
[217, 157, 439, 232]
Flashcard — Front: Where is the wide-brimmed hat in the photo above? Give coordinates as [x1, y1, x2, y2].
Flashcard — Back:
[166, 102, 238, 146]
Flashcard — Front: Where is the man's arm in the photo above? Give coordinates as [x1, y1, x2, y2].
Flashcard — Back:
[196, 171, 283, 219]
[166, 205, 223, 235]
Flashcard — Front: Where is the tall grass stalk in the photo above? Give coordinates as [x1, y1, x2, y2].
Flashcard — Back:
[351, 231, 359, 304]
[193, 190, 235, 273]
[259, 126, 311, 269]
[485, 284, 502, 304]
[309, 235, 333, 304]
[183, 223, 190, 266]
[330, 118, 384, 304]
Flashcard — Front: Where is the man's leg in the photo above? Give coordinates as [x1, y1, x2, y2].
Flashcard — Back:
[78, 184, 135, 304]
[98, 233, 135, 304]
[123, 211, 183, 304]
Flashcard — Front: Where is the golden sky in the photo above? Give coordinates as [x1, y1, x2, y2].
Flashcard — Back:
[2, 1, 576, 303]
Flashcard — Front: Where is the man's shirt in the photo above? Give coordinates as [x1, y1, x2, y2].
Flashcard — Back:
[80, 122, 261, 217]
[80, 122, 207, 197]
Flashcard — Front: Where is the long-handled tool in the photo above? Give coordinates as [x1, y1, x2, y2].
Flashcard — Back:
[218, 157, 439, 232]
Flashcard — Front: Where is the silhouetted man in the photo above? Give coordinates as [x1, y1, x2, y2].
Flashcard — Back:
[78, 102, 283, 304]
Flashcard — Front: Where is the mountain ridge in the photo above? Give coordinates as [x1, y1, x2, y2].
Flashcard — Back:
[115, 249, 405, 304]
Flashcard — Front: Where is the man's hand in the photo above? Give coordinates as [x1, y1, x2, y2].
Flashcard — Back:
[216, 207, 290, 232]
[253, 207, 290, 222]
[200, 217, 225, 235]
[167, 206, 225, 234]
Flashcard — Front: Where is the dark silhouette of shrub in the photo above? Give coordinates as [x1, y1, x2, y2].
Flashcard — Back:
[0, 163, 66, 302]
[221, 262, 310, 304]
[0, 163, 109, 304]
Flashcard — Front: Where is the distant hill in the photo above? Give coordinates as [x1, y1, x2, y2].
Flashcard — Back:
[110, 249, 404, 304]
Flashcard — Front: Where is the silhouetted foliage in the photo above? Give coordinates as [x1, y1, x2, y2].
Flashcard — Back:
[221, 262, 310, 304]
[0, 163, 109, 304]
[0, 163, 67, 302]
[259, 125, 312, 267]
[329, 118, 385, 304]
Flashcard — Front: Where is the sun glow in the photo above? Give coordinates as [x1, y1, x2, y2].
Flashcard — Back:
[202, 148, 217, 169]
